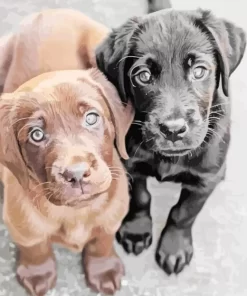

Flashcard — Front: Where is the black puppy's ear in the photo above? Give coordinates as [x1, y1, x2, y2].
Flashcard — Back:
[195, 9, 246, 97]
[95, 17, 141, 103]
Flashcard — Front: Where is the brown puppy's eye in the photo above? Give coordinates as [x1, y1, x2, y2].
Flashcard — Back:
[85, 112, 99, 126]
[192, 66, 208, 80]
[29, 127, 45, 143]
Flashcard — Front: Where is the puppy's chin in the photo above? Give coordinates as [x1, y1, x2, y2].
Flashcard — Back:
[44, 179, 112, 208]
[49, 194, 104, 208]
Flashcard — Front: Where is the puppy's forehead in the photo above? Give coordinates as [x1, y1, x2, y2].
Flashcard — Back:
[50, 82, 105, 113]
[26, 83, 107, 117]
[137, 11, 213, 59]
[17, 70, 109, 115]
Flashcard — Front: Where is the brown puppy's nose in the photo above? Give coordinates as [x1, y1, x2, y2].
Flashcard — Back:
[62, 162, 91, 185]
[160, 119, 188, 142]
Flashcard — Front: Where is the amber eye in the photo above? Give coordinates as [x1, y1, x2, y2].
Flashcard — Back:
[192, 66, 208, 80]
[86, 112, 99, 125]
[29, 127, 45, 143]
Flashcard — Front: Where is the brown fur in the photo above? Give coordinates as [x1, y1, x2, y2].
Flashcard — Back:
[0, 8, 110, 93]
[0, 9, 135, 296]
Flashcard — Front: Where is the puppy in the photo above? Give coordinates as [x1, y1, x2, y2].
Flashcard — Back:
[96, 9, 246, 275]
[0, 8, 110, 93]
[0, 69, 134, 296]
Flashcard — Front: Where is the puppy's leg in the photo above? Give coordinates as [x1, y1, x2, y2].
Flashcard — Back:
[83, 230, 125, 295]
[16, 241, 56, 296]
[116, 176, 153, 255]
[155, 177, 220, 275]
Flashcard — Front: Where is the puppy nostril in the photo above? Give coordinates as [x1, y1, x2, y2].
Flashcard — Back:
[61, 162, 91, 185]
[179, 125, 187, 134]
[67, 177, 76, 183]
[159, 119, 188, 142]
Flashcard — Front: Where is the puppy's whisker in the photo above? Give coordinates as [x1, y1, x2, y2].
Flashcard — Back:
[207, 128, 225, 143]
[129, 63, 147, 88]
[31, 181, 52, 192]
[110, 169, 120, 172]
[108, 166, 122, 170]
[125, 172, 133, 183]
[45, 166, 61, 170]
[210, 102, 230, 109]
[110, 172, 120, 176]
[132, 122, 143, 128]
[132, 121, 143, 125]
[133, 140, 144, 158]
[207, 118, 227, 132]
[10, 116, 37, 128]
[17, 122, 33, 138]
[209, 112, 224, 118]
[116, 55, 141, 66]
[145, 137, 154, 143]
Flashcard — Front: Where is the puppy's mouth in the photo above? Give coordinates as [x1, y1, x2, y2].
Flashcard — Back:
[44, 178, 111, 208]
[49, 194, 100, 208]
[162, 148, 191, 156]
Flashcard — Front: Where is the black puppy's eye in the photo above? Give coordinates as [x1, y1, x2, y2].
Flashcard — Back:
[192, 66, 208, 80]
[85, 112, 99, 126]
[134, 69, 152, 85]
[138, 71, 151, 83]
[29, 127, 45, 143]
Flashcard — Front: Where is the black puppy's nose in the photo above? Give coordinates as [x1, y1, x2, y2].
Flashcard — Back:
[159, 119, 188, 142]
[62, 162, 91, 185]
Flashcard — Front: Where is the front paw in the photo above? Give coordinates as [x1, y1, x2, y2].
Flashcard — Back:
[16, 257, 57, 296]
[116, 213, 153, 255]
[84, 255, 125, 295]
[155, 226, 193, 275]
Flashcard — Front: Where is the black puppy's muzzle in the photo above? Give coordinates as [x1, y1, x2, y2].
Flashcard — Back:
[159, 118, 189, 143]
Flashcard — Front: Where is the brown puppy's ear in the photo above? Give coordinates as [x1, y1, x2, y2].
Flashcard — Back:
[194, 9, 246, 96]
[0, 93, 29, 188]
[0, 33, 15, 93]
[87, 68, 135, 160]
[95, 17, 141, 103]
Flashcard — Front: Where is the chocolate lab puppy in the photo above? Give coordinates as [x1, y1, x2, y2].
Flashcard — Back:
[0, 69, 134, 296]
[95, 9, 246, 274]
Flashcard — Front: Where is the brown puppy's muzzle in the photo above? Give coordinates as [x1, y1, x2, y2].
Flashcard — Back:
[45, 150, 112, 208]
[60, 162, 92, 194]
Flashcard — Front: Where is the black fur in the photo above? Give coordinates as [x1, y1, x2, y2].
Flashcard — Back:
[147, 0, 172, 13]
[96, 9, 246, 275]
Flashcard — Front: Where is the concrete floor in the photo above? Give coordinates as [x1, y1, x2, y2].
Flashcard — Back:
[0, 0, 247, 295]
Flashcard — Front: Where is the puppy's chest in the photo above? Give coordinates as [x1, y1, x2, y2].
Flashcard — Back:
[156, 160, 184, 181]
[52, 219, 92, 253]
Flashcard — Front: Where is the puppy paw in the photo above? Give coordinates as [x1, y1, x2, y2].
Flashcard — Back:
[16, 257, 57, 296]
[84, 255, 125, 295]
[155, 226, 193, 275]
[116, 214, 153, 255]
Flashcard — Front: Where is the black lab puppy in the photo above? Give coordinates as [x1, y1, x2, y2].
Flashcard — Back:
[96, 9, 246, 275]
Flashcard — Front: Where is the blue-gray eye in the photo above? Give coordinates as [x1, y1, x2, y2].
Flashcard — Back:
[30, 127, 45, 142]
[192, 66, 208, 80]
[86, 112, 99, 125]
[138, 71, 151, 83]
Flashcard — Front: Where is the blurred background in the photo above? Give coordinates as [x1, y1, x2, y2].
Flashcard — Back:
[0, 1, 246, 296]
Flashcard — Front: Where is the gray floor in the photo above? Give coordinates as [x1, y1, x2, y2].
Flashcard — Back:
[0, 0, 247, 295]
